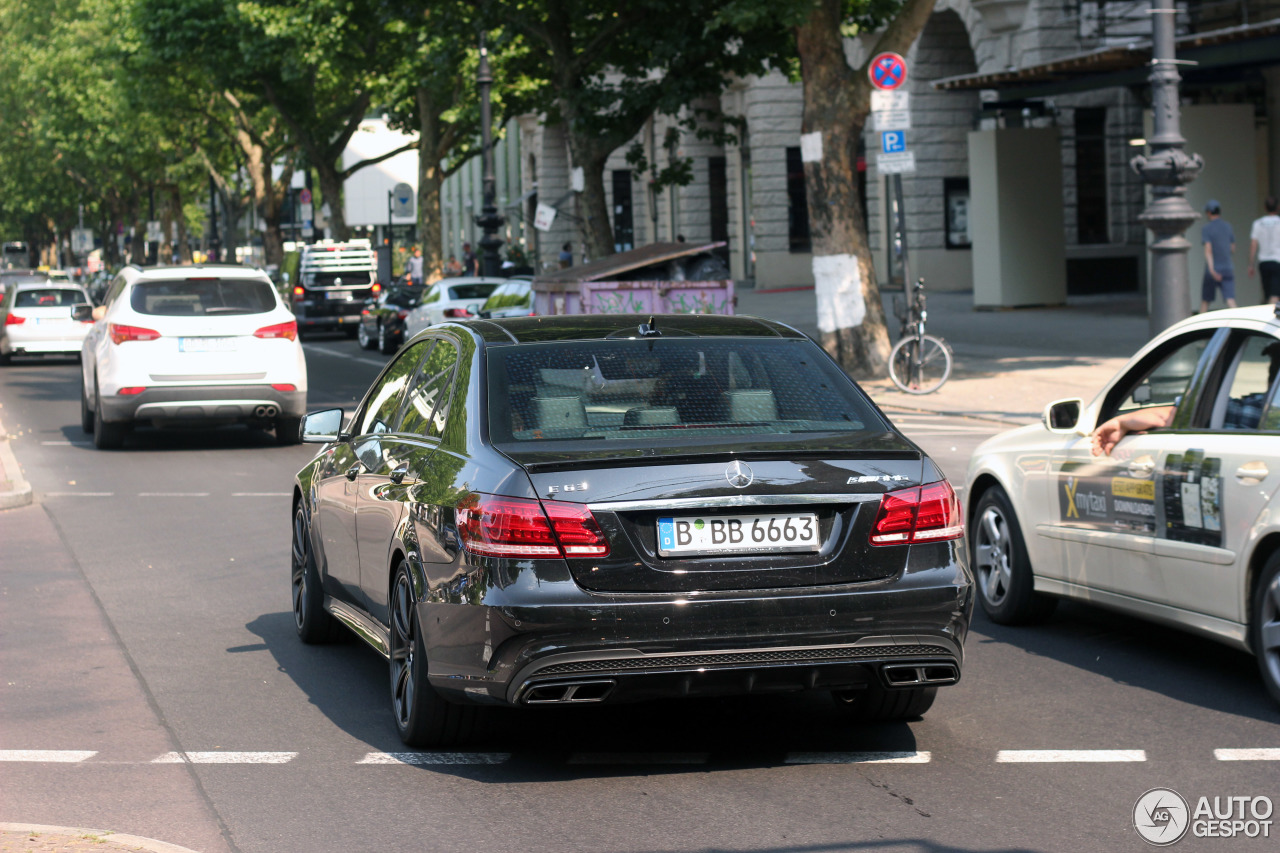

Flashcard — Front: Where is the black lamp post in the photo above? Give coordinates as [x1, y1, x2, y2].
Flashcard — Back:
[1131, 0, 1202, 336]
[474, 36, 505, 277]
[208, 173, 221, 263]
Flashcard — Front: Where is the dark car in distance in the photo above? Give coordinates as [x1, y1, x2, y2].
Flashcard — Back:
[291, 314, 973, 746]
[359, 280, 424, 355]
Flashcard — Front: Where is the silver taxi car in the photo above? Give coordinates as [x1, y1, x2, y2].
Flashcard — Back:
[966, 305, 1280, 706]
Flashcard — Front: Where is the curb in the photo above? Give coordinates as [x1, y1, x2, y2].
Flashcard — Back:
[0, 823, 201, 853]
[0, 414, 32, 510]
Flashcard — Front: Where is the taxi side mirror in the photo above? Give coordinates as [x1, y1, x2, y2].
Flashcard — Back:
[1043, 398, 1083, 433]
[72, 303, 93, 322]
[301, 408, 345, 443]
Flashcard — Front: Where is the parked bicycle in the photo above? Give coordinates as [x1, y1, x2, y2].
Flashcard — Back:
[889, 278, 953, 394]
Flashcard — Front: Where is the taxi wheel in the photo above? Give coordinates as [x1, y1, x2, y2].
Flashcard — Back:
[389, 562, 478, 747]
[832, 684, 936, 722]
[291, 504, 342, 644]
[1251, 552, 1280, 706]
[971, 487, 1056, 625]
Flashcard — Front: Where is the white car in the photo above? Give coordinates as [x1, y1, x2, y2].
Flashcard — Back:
[403, 277, 503, 336]
[0, 282, 94, 363]
[966, 305, 1280, 706]
[81, 265, 307, 449]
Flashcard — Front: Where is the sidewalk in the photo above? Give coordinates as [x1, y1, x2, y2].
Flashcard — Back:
[738, 286, 1151, 425]
[0, 410, 32, 509]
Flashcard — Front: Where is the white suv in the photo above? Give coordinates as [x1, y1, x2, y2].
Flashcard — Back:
[81, 265, 308, 449]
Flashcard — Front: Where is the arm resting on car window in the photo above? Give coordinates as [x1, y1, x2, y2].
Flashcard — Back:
[1091, 406, 1176, 457]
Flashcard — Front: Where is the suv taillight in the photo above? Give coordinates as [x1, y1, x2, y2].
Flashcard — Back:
[108, 323, 161, 344]
[254, 320, 297, 341]
[456, 494, 610, 558]
[869, 481, 963, 546]
[4, 313, 24, 325]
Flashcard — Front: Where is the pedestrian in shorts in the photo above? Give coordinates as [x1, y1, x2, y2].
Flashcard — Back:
[1248, 196, 1280, 305]
[1199, 199, 1237, 313]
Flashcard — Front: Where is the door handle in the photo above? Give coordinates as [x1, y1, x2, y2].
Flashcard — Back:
[1236, 461, 1269, 482]
[345, 464, 361, 481]
[389, 463, 410, 485]
[1127, 457, 1155, 477]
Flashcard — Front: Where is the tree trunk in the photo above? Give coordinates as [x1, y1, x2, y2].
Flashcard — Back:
[315, 162, 348, 241]
[416, 86, 445, 285]
[169, 185, 191, 263]
[565, 137, 613, 260]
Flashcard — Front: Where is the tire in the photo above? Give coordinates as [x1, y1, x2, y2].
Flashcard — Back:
[291, 504, 343, 644]
[832, 684, 936, 722]
[357, 322, 376, 350]
[378, 324, 396, 356]
[92, 377, 126, 450]
[970, 487, 1057, 624]
[1251, 551, 1280, 707]
[80, 382, 94, 434]
[344, 325, 359, 339]
[275, 415, 302, 446]
[0, 348, 10, 366]
[888, 333, 953, 394]
[389, 562, 478, 746]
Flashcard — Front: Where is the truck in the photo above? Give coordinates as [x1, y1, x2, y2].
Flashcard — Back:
[283, 239, 379, 337]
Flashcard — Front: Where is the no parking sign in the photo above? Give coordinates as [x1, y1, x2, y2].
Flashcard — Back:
[869, 52, 908, 90]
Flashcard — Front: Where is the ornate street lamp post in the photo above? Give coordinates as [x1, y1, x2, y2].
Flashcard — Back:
[1131, 0, 1202, 337]
[475, 37, 505, 278]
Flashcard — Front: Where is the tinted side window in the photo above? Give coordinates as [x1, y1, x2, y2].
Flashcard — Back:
[357, 341, 430, 436]
[400, 341, 459, 439]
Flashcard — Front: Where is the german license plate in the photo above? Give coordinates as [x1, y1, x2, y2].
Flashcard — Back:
[325, 291, 351, 300]
[657, 512, 820, 556]
[179, 337, 236, 353]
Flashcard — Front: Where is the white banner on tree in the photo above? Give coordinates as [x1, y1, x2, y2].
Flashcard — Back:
[812, 253, 865, 334]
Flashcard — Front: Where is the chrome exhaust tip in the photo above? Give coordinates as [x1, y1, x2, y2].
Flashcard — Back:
[522, 679, 616, 704]
[263, 405, 278, 418]
[881, 663, 959, 687]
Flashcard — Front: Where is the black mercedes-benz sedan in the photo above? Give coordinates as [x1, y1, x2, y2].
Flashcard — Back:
[291, 314, 973, 746]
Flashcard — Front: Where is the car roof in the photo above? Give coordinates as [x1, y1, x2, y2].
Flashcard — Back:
[461, 313, 807, 344]
[131, 264, 271, 282]
[11, 281, 86, 291]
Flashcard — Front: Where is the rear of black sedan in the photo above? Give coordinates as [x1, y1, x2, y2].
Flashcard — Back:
[291, 314, 973, 746]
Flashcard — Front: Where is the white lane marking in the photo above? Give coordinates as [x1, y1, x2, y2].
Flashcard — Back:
[1215, 748, 1280, 761]
[232, 493, 291, 497]
[996, 749, 1146, 763]
[0, 750, 97, 763]
[785, 751, 931, 765]
[40, 440, 93, 447]
[567, 752, 708, 765]
[43, 492, 115, 497]
[301, 345, 386, 368]
[152, 751, 297, 764]
[358, 752, 510, 765]
[138, 493, 210, 497]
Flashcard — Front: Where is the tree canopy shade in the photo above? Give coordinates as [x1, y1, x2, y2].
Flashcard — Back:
[491, 0, 777, 261]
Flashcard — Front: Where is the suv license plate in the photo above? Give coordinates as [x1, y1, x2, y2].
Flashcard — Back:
[657, 512, 819, 557]
[179, 337, 236, 353]
[326, 291, 351, 300]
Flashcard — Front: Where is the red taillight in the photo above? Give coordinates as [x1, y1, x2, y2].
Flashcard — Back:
[397, 310, 408, 320]
[108, 323, 161, 344]
[456, 494, 610, 558]
[271, 383, 296, 392]
[5, 313, 24, 325]
[443, 307, 473, 318]
[254, 320, 297, 341]
[372, 282, 382, 294]
[869, 481, 963, 546]
[292, 285, 305, 302]
[117, 387, 146, 396]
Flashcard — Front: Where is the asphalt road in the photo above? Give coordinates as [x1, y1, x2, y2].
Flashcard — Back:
[2, 337, 1279, 853]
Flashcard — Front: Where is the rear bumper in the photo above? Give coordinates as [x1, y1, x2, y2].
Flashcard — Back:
[100, 384, 307, 424]
[418, 543, 972, 707]
[294, 299, 368, 328]
[3, 329, 89, 354]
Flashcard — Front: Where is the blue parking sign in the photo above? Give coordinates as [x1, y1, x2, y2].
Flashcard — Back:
[882, 130, 906, 153]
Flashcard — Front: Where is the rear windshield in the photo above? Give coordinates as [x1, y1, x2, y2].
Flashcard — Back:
[15, 288, 86, 307]
[448, 283, 497, 300]
[130, 279, 278, 316]
[486, 338, 888, 449]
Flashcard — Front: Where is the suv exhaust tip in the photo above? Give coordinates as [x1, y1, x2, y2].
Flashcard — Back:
[881, 663, 959, 687]
[522, 679, 616, 704]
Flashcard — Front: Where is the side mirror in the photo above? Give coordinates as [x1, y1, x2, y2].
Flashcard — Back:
[301, 408, 345, 443]
[72, 303, 93, 322]
[1131, 384, 1152, 405]
[1043, 398, 1083, 433]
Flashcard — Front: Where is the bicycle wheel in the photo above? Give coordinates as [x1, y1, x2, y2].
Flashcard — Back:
[888, 333, 953, 394]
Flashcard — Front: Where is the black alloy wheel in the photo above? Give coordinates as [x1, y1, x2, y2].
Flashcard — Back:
[291, 504, 341, 643]
[357, 321, 376, 350]
[92, 375, 126, 450]
[970, 486, 1056, 624]
[389, 562, 477, 746]
[1251, 551, 1280, 707]
[378, 323, 395, 356]
[832, 683, 937, 722]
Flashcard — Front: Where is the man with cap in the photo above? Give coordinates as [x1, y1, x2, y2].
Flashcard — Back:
[1200, 199, 1236, 313]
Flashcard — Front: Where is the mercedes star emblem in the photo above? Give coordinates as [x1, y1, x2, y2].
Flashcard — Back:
[725, 460, 753, 489]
